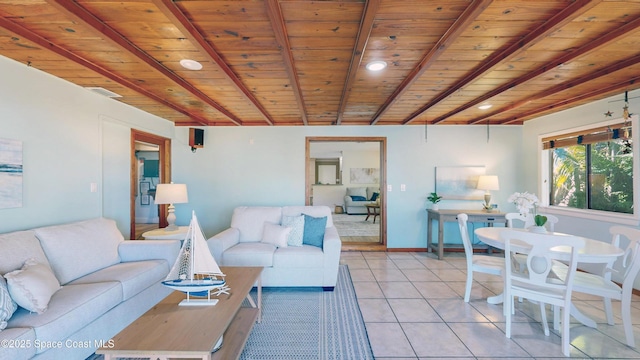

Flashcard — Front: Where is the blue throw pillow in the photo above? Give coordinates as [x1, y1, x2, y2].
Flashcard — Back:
[350, 195, 367, 201]
[370, 192, 379, 201]
[302, 214, 327, 248]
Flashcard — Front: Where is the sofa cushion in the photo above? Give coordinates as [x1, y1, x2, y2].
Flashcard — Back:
[231, 207, 283, 243]
[35, 218, 124, 284]
[282, 206, 334, 228]
[302, 214, 327, 248]
[4, 259, 61, 314]
[0, 230, 51, 275]
[350, 195, 367, 201]
[347, 187, 367, 198]
[0, 276, 17, 330]
[273, 245, 324, 268]
[68, 260, 169, 301]
[222, 242, 276, 267]
[261, 223, 290, 248]
[0, 327, 37, 359]
[282, 215, 304, 246]
[7, 281, 122, 352]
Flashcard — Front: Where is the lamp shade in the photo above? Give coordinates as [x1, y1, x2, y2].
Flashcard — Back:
[154, 183, 188, 205]
[477, 175, 500, 191]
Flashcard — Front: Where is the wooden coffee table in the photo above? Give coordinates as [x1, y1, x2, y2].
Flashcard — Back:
[97, 266, 262, 360]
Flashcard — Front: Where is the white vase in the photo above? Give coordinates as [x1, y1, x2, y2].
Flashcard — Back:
[528, 225, 547, 234]
[432, 204, 439, 211]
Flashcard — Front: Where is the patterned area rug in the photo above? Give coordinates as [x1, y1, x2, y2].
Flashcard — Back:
[240, 265, 373, 359]
[87, 265, 372, 360]
[332, 214, 380, 237]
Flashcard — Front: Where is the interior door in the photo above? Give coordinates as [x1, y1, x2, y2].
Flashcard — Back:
[130, 130, 171, 239]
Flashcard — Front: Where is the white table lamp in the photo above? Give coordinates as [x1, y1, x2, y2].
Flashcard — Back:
[154, 183, 188, 231]
[477, 175, 499, 211]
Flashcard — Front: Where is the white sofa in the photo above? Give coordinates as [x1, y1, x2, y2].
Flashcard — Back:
[207, 206, 342, 290]
[0, 218, 180, 360]
[344, 186, 379, 214]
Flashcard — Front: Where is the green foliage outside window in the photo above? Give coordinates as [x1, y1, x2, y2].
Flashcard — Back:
[551, 140, 633, 214]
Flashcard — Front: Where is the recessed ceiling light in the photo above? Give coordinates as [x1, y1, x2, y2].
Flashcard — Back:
[478, 104, 492, 110]
[366, 61, 387, 71]
[179, 59, 203, 71]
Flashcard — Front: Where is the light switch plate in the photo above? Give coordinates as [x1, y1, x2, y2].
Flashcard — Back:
[387, 184, 392, 191]
[401, 184, 406, 191]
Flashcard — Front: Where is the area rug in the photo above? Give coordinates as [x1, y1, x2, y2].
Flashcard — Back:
[332, 213, 379, 237]
[86, 265, 373, 360]
[240, 265, 373, 359]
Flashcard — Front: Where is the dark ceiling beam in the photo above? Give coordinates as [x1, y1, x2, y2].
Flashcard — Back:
[153, 0, 274, 126]
[0, 16, 211, 126]
[47, 0, 243, 126]
[498, 75, 640, 125]
[469, 53, 640, 125]
[429, 5, 640, 125]
[265, 0, 308, 125]
[369, 0, 492, 125]
[404, 0, 602, 125]
[335, 0, 381, 125]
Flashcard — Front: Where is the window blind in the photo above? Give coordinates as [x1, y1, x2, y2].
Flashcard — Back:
[542, 123, 632, 150]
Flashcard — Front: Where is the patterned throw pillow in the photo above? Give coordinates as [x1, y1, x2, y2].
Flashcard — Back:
[302, 214, 327, 248]
[282, 215, 305, 246]
[4, 258, 61, 314]
[0, 275, 17, 330]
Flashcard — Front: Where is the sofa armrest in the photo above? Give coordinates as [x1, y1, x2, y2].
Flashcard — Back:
[118, 240, 180, 265]
[322, 226, 342, 286]
[207, 228, 240, 263]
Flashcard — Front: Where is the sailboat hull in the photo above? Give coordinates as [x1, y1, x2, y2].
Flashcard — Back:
[162, 279, 226, 296]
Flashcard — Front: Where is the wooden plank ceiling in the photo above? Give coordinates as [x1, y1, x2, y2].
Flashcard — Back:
[0, 0, 639, 127]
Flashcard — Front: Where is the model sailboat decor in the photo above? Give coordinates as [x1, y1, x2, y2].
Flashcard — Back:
[162, 211, 228, 306]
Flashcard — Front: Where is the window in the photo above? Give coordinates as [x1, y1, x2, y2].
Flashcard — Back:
[544, 121, 634, 214]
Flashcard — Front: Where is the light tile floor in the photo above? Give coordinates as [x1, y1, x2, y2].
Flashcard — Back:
[340, 251, 640, 359]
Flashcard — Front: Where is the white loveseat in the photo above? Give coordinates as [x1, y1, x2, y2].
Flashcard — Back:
[343, 186, 379, 214]
[207, 206, 342, 290]
[0, 218, 180, 360]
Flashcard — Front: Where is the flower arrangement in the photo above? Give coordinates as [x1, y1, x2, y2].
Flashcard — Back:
[508, 192, 547, 226]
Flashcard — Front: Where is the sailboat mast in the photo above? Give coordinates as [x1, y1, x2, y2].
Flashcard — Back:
[190, 223, 196, 281]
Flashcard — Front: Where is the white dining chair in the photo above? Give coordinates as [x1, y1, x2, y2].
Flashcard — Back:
[505, 212, 533, 229]
[457, 213, 503, 302]
[502, 229, 584, 357]
[553, 225, 640, 348]
[537, 213, 559, 232]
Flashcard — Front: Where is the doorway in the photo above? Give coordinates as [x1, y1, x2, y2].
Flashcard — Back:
[130, 130, 171, 239]
[305, 137, 387, 251]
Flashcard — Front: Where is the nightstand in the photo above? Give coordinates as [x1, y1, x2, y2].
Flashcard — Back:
[142, 226, 189, 240]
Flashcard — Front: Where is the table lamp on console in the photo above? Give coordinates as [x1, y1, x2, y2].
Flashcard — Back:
[477, 175, 499, 212]
[154, 183, 188, 231]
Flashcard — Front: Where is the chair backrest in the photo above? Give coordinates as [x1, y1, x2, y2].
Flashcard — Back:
[505, 213, 533, 228]
[537, 213, 559, 232]
[502, 229, 585, 299]
[457, 213, 473, 266]
[609, 226, 640, 289]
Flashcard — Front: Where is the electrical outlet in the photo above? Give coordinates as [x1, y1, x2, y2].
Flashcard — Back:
[90, 183, 98, 193]
[387, 184, 392, 191]
[401, 184, 406, 191]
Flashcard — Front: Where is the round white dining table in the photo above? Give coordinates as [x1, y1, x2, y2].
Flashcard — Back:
[474, 226, 624, 328]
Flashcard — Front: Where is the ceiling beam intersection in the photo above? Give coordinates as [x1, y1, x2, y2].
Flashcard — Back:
[47, 0, 243, 126]
[499, 75, 640, 125]
[469, 53, 640, 125]
[153, 0, 274, 126]
[369, 0, 493, 125]
[0, 15, 211, 126]
[335, 0, 381, 125]
[403, 0, 602, 125]
[265, 0, 308, 126]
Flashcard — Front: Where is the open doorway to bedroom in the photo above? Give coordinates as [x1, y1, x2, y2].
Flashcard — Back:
[305, 137, 386, 251]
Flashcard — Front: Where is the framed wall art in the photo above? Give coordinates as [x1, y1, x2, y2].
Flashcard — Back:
[435, 166, 485, 200]
[0, 138, 23, 209]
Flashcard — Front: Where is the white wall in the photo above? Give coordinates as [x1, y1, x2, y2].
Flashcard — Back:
[0, 55, 173, 235]
[171, 125, 523, 248]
